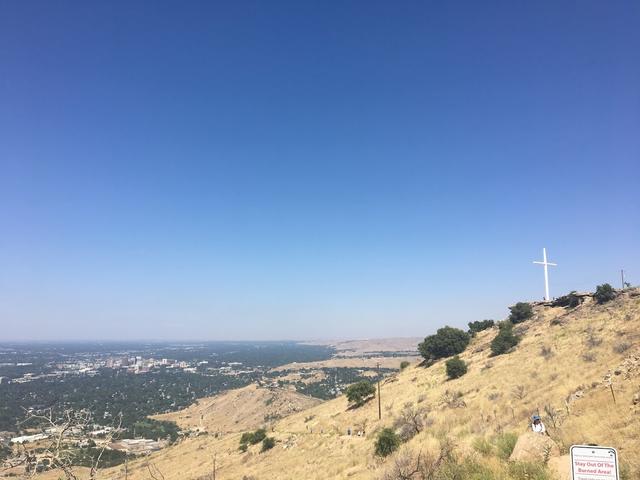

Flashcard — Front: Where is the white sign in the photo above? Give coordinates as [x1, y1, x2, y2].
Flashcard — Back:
[571, 445, 619, 480]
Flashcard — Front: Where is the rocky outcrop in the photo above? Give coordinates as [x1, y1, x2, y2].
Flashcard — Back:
[548, 454, 571, 480]
[509, 431, 560, 463]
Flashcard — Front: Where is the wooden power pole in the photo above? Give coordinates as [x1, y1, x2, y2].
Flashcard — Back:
[377, 362, 381, 420]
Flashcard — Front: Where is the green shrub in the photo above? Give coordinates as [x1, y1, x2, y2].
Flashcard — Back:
[418, 326, 470, 362]
[507, 461, 551, 480]
[594, 283, 616, 304]
[472, 437, 494, 456]
[509, 302, 533, 323]
[490, 322, 520, 356]
[445, 356, 467, 379]
[261, 437, 275, 452]
[125, 419, 180, 442]
[494, 432, 518, 460]
[400, 361, 410, 370]
[238, 442, 248, 452]
[69, 447, 127, 468]
[0, 445, 12, 462]
[345, 381, 376, 407]
[619, 461, 632, 480]
[468, 319, 495, 335]
[553, 291, 581, 308]
[239, 428, 267, 446]
[374, 428, 400, 457]
[438, 458, 495, 480]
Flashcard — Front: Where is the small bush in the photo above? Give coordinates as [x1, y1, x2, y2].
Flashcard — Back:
[584, 327, 602, 348]
[441, 390, 466, 408]
[553, 291, 581, 308]
[614, 342, 631, 354]
[400, 361, 410, 370]
[539, 345, 554, 360]
[509, 302, 533, 323]
[490, 322, 520, 356]
[445, 356, 468, 379]
[594, 283, 616, 304]
[261, 437, 275, 452]
[418, 326, 471, 362]
[0, 445, 11, 462]
[494, 432, 518, 460]
[238, 442, 248, 452]
[582, 352, 597, 362]
[239, 428, 267, 446]
[472, 437, 494, 456]
[468, 319, 495, 335]
[512, 385, 526, 400]
[437, 459, 496, 479]
[375, 428, 401, 457]
[508, 461, 552, 480]
[393, 402, 430, 441]
[345, 381, 376, 407]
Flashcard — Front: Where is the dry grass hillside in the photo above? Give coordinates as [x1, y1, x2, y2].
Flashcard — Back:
[152, 384, 322, 433]
[34, 289, 640, 480]
[272, 356, 417, 372]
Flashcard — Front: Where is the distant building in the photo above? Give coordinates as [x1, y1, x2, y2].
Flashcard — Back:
[109, 438, 164, 454]
[11, 433, 49, 444]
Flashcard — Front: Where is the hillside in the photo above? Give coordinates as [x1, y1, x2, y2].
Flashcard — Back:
[152, 384, 322, 433]
[32, 288, 640, 479]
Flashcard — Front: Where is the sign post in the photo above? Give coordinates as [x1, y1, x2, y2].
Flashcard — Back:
[571, 445, 619, 480]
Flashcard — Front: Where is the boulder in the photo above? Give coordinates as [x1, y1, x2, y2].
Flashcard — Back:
[509, 432, 560, 463]
[548, 454, 571, 480]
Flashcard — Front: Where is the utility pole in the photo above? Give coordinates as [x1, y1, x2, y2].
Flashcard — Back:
[124, 455, 128, 480]
[621, 269, 625, 290]
[376, 362, 381, 420]
[212, 453, 216, 480]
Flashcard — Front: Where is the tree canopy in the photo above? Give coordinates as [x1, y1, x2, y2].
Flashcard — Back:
[490, 322, 520, 356]
[345, 381, 376, 407]
[445, 356, 468, 379]
[468, 319, 495, 335]
[594, 284, 616, 304]
[508, 302, 533, 324]
[374, 428, 401, 457]
[418, 326, 470, 362]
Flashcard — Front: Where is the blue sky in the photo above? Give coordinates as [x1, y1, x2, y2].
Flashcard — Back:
[1, 1, 638, 341]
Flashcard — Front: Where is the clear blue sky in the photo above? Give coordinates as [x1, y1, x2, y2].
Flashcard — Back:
[1, 1, 638, 341]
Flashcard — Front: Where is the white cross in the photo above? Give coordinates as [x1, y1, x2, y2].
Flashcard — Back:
[533, 247, 557, 301]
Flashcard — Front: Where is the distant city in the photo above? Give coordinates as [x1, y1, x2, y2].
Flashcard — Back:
[1, 353, 250, 385]
[0, 341, 397, 457]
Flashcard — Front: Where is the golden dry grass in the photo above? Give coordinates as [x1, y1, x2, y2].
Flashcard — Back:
[152, 384, 322, 433]
[272, 356, 418, 372]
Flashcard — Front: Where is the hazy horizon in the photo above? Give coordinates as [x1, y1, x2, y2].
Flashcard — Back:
[1, 1, 638, 342]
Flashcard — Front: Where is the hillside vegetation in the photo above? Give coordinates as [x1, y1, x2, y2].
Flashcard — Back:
[33, 288, 640, 480]
[152, 383, 322, 433]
